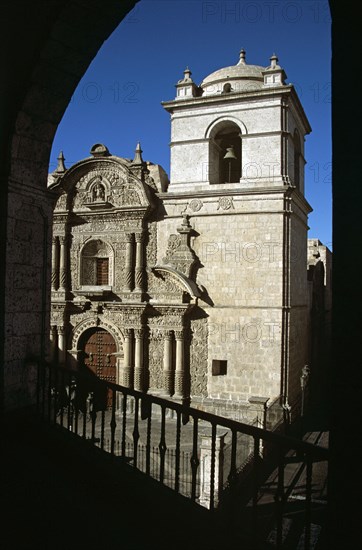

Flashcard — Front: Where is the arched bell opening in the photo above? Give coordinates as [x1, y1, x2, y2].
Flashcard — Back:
[208, 120, 242, 184]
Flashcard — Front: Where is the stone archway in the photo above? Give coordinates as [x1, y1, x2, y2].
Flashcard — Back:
[79, 327, 118, 408]
[0, 0, 138, 410]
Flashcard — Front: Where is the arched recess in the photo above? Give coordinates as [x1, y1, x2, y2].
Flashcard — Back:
[80, 239, 115, 287]
[0, 0, 138, 410]
[72, 318, 124, 359]
[205, 118, 246, 184]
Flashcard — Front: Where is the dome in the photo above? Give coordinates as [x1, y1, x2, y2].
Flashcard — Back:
[200, 49, 265, 95]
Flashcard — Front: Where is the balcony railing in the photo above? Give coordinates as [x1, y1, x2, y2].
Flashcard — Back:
[37, 363, 328, 549]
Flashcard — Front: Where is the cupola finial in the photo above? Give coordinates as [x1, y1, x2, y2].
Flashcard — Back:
[239, 48, 246, 65]
[184, 66, 192, 80]
[270, 53, 278, 69]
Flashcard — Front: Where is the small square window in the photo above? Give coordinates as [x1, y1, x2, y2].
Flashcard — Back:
[212, 360, 227, 376]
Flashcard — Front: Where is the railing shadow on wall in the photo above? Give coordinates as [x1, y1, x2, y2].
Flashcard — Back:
[36, 362, 328, 550]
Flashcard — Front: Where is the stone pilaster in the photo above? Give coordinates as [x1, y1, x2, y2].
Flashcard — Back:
[163, 330, 173, 396]
[122, 328, 133, 388]
[59, 236, 67, 291]
[134, 328, 144, 391]
[51, 236, 59, 291]
[174, 329, 185, 398]
[134, 232, 144, 292]
[124, 233, 134, 292]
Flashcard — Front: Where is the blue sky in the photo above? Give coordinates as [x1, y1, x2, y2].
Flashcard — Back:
[50, 0, 331, 247]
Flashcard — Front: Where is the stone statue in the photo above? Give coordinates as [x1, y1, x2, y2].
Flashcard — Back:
[93, 182, 105, 202]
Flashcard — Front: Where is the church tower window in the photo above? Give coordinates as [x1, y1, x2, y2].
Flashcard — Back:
[209, 121, 242, 184]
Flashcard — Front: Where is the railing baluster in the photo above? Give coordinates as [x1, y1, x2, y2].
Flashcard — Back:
[82, 394, 87, 439]
[47, 365, 53, 422]
[191, 416, 199, 501]
[67, 372, 72, 431]
[209, 422, 217, 511]
[304, 456, 313, 550]
[37, 359, 41, 416]
[174, 411, 181, 493]
[110, 389, 116, 456]
[133, 397, 140, 468]
[100, 408, 105, 450]
[159, 405, 167, 484]
[121, 394, 127, 458]
[228, 428, 237, 488]
[90, 394, 97, 442]
[59, 369, 65, 427]
[146, 410, 152, 476]
[252, 436, 260, 548]
[53, 367, 58, 425]
[73, 376, 79, 436]
[276, 446, 285, 549]
[38, 361, 44, 419]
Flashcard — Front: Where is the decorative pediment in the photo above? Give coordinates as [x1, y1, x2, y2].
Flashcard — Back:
[50, 156, 154, 213]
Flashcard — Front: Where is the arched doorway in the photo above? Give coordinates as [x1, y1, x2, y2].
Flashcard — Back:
[79, 327, 117, 407]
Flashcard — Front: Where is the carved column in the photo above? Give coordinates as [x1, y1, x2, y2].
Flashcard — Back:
[59, 236, 67, 291]
[134, 232, 144, 292]
[174, 329, 185, 399]
[122, 328, 133, 388]
[57, 326, 66, 365]
[134, 328, 144, 391]
[163, 330, 173, 396]
[51, 236, 59, 291]
[124, 233, 134, 292]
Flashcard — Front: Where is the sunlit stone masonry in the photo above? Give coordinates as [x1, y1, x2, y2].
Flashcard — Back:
[49, 50, 328, 423]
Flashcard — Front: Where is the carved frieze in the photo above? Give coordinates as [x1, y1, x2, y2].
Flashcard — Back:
[188, 198, 203, 212]
[54, 193, 68, 212]
[217, 196, 234, 210]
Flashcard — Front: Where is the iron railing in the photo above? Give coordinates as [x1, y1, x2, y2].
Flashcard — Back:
[37, 363, 328, 549]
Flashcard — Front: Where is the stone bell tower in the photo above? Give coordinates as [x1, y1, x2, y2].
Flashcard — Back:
[158, 50, 312, 419]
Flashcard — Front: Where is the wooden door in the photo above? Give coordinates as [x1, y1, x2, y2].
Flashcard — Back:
[82, 328, 117, 407]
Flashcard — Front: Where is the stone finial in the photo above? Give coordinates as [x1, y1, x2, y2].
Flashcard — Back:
[270, 53, 279, 69]
[183, 67, 192, 81]
[132, 142, 144, 164]
[52, 150, 66, 175]
[90, 143, 110, 157]
[238, 49, 246, 65]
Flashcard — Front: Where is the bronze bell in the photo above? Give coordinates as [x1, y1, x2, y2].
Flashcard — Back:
[223, 146, 237, 160]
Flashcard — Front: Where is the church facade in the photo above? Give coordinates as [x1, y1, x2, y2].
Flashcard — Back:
[49, 51, 315, 421]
